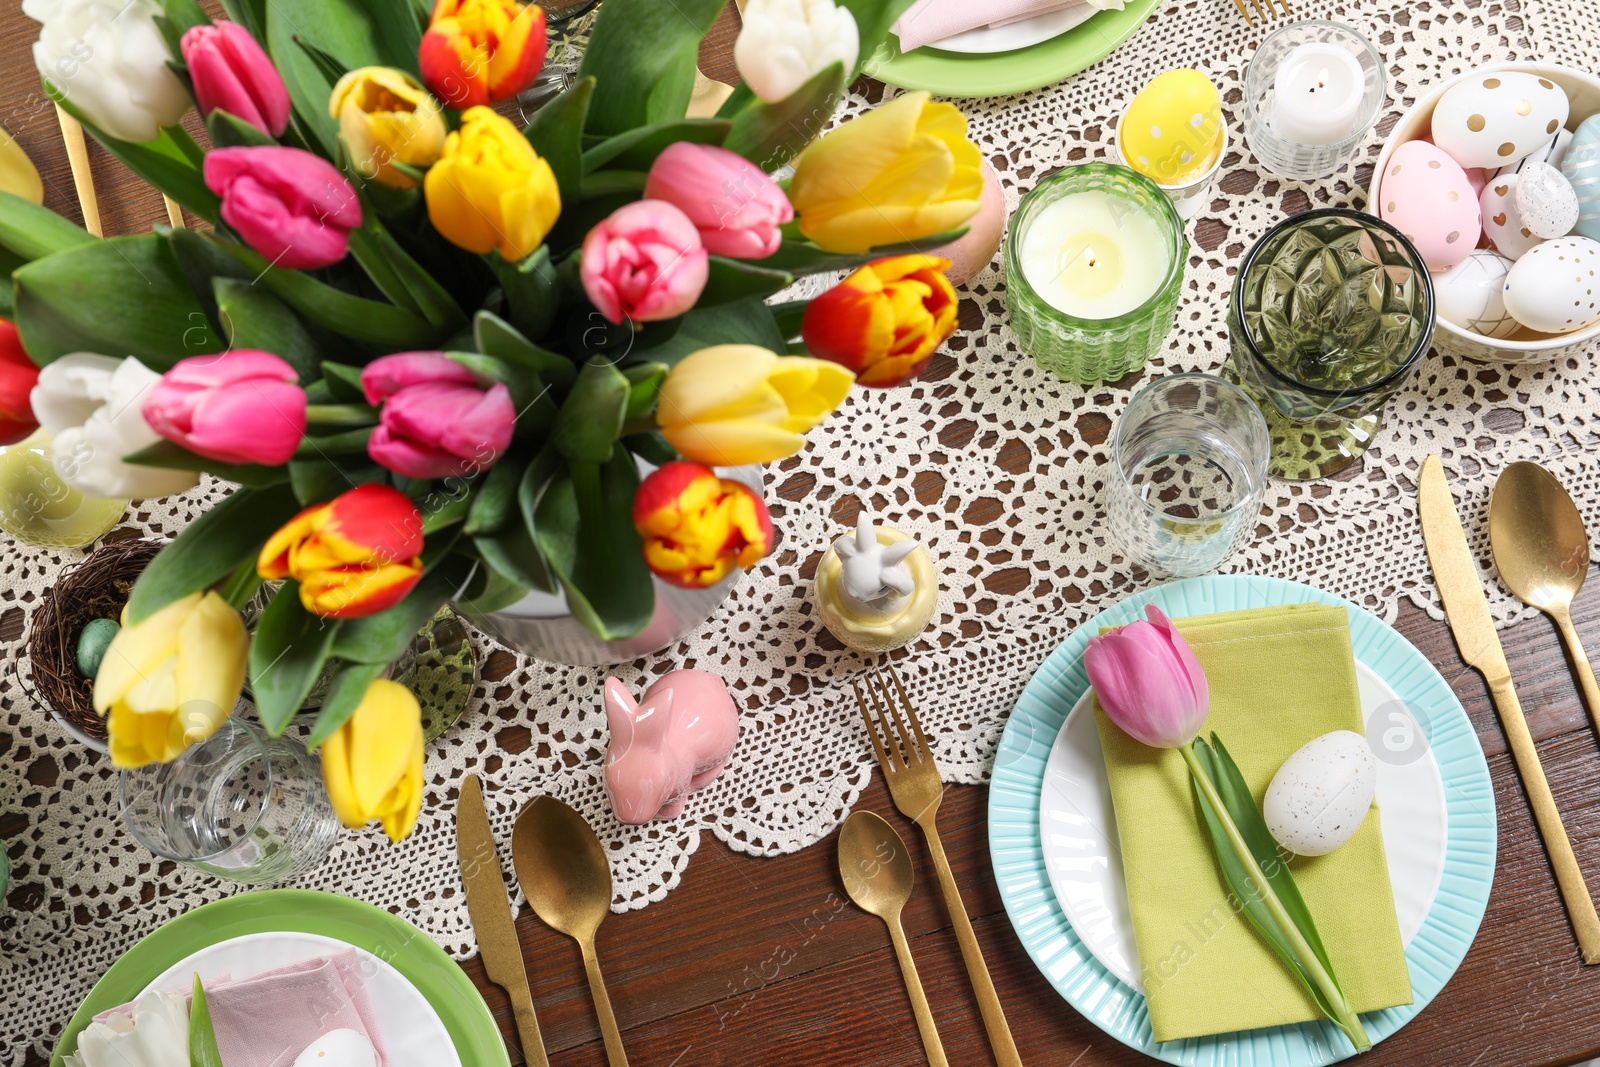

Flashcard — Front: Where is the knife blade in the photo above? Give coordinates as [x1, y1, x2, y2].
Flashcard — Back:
[1419, 454, 1600, 963]
[457, 774, 551, 1066]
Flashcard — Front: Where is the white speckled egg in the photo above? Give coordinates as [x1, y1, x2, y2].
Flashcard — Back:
[292, 1030, 378, 1067]
[1379, 140, 1481, 271]
[1432, 70, 1570, 169]
[1560, 113, 1600, 240]
[1502, 235, 1600, 334]
[1264, 730, 1377, 858]
[1480, 175, 1543, 259]
[1514, 161, 1580, 238]
[1436, 250, 1519, 338]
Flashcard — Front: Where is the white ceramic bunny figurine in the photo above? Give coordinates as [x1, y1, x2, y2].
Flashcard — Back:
[812, 509, 939, 652]
[835, 511, 921, 609]
[603, 669, 740, 824]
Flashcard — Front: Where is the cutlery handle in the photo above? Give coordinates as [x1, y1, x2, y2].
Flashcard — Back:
[886, 916, 950, 1067]
[1554, 609, 1600, 738]
[1489, 674, 1600, 964]
[919, 820, 1023, 1066]
[507, 984, 551, 1067]
[582, 943, 630, 1067]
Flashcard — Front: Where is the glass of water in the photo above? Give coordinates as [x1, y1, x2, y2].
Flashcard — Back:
[1106, 373, 1270, 578]
[119, 712, 338, 884]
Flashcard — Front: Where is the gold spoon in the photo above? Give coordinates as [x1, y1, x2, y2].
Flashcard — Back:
[838, 811, 949, 1067]
[1489, 461, 1600, 731]
[512, 796, 629, 1067]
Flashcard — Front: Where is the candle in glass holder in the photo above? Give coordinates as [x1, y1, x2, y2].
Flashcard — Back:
[1016, 190, 1172, 319]
[1270, 41, 1364, 145]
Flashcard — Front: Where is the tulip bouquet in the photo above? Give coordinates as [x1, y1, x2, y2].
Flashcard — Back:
[1085, 607, 1372, 1052]
[4, 0, 985, 838]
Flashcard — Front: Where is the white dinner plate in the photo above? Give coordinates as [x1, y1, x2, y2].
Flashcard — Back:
[910, 4, 1105, 55]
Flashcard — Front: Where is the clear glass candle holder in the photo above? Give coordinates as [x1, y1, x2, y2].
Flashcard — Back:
[1224, 208, 1434, 481]
[1243, 21, 1385, 181]
[1004, 164, 1187, 384]
[1107, 373, 1270, 578]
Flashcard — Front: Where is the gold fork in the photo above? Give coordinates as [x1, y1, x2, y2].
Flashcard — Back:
[1232, 0, 1291, 26]
[854, 665, 1022, 1067]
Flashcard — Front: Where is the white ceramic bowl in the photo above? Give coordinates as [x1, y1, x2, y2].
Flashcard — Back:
[1372, 61, 1600, 364]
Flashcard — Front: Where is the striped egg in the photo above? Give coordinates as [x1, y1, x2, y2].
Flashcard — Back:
[1561, 113, 1600, 240]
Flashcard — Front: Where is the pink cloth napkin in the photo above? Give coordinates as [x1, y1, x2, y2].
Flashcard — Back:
[101, 950, 389, 1067]
[893, 0, 1093, 51]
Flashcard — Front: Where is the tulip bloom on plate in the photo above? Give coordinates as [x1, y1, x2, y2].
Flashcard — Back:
[420, 0, 546, 108]
[180, 21, 290, 137]
[320, 678, 425, 841]
[257, 483, 425, 619]
[581, 200, 709, 323]
[203, 146, 362, 270]
[426, 106, 560, 262]
[142, 351, 306, 466]
[644, 143, 794, 259]
[634, 461, 774, 588]
[361, 352, 514, 479]
[26, 0, 190, 143]
[788, 91, 983, 254]
[1084, 605, 1209, 749]
[93, 591, 248, 767]
[656, 344, 854, 466]
[61, 988, 189, 1067]
[735, 0, 859, 106]
[0, 320, 38, 446]
[802, 254, 958, 387]
[331, 67, 446, 189]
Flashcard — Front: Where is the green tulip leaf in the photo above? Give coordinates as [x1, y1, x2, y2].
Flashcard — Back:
[250, 581, 342, 736]
[723, 62, 847, 171]
[328, 553, 474, 666]
[699, 256, 795, 310]
[760, 227, 970, 277]
[453, 562, 530, 615]
[534, 453, 653, 640]
[837, 0, 922, 80]
[293, 34, 350, 86]
[524, 76, 594, 206]
[553, 360, 630, 463]
[0, 191, 96, 262]
[465, 452, 527, 536]
[219, 0, 267, 39]
[622, 362, 667, 420]
[472, 524, 554, 596]
[306, 660, 386, 749]
[349, 0, 425, 75]
[287, 453, 386, 507]
[473, 310, 577, 391]
[265, 0, 386, 156]
[189, 976, 225, 1067]
[292, 428, 374, 458]
[631, 297, 786, 366]
[126, 484, 303, 624]
[622, 431, 679, 467]
[576, 0, 727, 136]
[319, 361, 368, 402]
[122, 440, 292, 490]
[206, 109, 278, 149]
[769, 298, 808, 341]
[582, 118, 732, 174]
[490, 246, 561, 344]
[347, 218, 466, 333]
[215, 278, 327, 382]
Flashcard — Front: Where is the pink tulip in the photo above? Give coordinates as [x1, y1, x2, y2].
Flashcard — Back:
[180, 22, 290, 136]
[643, 143, 794, 259]
[143, 351, 306, 466]
[580, 200, 709, 324]
[204, 147, 362, 270]
[1083, 605, 1210, 749]
[361, 352, 515, 479]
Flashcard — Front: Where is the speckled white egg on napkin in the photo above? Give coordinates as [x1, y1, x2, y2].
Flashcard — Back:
[292, 1030, 378, 1067]
[1431, 70, 1570, 169]
[1378, 140, 1481, 271]
[1263, 730, 1377, 857]
[1436, 250, 1519, 338]
[1561, 113, 1600, 240]
[1514, 161, 1580, 238]
[1481, 175, 1543, 259]
[1502, 235, 1600, 333]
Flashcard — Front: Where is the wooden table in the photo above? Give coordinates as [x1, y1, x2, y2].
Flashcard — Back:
[9, 3, 1600, 1065]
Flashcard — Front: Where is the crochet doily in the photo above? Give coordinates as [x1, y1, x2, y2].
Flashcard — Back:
[5, 0, 1599, 1058]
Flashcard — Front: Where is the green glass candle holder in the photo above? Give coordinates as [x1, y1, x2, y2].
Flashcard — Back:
[1224, 208, 1434, 480]
[1004, 163, 1187, 384]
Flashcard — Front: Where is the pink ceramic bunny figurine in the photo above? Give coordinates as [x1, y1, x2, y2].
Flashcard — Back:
[603, 669, 739, 824]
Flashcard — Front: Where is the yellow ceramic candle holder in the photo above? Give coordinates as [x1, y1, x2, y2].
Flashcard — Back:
[813, 514, 938, 653]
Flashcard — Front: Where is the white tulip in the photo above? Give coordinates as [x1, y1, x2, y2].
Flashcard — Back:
[30, 354, 198, 500]
[735, 0, 860, 105]
[63, 989, 190, 1067]
[25, 0, 191, 143]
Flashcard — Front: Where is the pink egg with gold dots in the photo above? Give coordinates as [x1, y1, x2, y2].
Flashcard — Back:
[1378, 140, 1483, 271]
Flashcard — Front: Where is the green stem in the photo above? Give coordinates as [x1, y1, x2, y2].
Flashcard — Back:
[1179, 742, 1372, 1053]
[304, 403, 378, 427]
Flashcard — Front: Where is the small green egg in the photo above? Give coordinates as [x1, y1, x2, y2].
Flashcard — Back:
[76, 617, 121, 678]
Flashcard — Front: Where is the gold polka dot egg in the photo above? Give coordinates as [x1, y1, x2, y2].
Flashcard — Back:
[1431, 71, 1570, 170]
[1502, 235, 1600, 334]
[1119, 70, 1224, 185]
[1378, 140, 1482, 271]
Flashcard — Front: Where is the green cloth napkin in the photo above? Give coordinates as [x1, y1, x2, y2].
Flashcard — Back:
[1091, 602, 1412, 1043]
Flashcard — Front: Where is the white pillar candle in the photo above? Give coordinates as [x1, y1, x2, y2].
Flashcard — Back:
[1270, 42, 1364, 145]
[1017, 190, 1172, 319]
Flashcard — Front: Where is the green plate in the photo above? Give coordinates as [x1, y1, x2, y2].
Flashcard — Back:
[50, 889, 509, 1067]
[864, 0, 1163, 98]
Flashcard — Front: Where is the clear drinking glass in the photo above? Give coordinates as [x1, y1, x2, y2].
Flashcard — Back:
[119, 713, 338, 884]
[1243, 21, 1385, 181]
[1225, 208, 1434, 480]
[1106, 373, 1270, 578]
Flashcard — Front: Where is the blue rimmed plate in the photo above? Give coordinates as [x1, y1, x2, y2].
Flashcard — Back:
[988, 574, 1496, 1066]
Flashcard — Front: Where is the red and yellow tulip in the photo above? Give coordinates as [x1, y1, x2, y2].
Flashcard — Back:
[257, 484, 425, 619]
[419, 0, 547, 109]
[321, 679, 425, 841]
[633, 461, 774, 589]
[801, 254, 958, 388]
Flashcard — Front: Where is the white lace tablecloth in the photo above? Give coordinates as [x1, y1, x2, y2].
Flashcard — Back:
[5, 0, 1600, 1058]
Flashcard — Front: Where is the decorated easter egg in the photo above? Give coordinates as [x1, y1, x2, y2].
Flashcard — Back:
[1480, 174, 1543, 259]
[1264, 731, 1377, 857]
[1435, 250, 1519, 338]
[933, 159, 1005, 287]
[1514, 161, 1580, 238]
[75, 617, 119, 678]
[1502, 235, 1600, 334]
[1119, 69, 1224, 185]
[292, 1030, 377, 1067]
[1432, 70, 1569, 169]
[1465, 166, 1488, 198]
[1378, 140, 1481, 271]
[1560, 113, 1600, 240]
[1491, 126, 1574, 180]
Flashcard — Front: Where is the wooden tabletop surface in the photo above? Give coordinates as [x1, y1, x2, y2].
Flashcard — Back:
[9, 3, 1600, 1065]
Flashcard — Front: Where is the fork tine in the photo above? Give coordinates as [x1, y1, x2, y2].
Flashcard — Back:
[872, 665, 923, 766]
[1275, 0, 1291, 18]
[852, 679, 896, 774]
[866, 670, 914, 769]
[885, 664, 933, 758]
[1247, 0, 1266, 20]
[1230, 0, 1253, 24]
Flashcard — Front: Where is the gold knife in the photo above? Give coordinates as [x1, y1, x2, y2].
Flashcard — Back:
[1419, 454, 1600, 964]
[457, 774, 552, 1065]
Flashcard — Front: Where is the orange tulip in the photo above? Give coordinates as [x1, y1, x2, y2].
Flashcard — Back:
[257, 483, 425, 619]
[419, 0, 547, 109]
[800, 254, 958, 387]
[633, 462, 774, 589]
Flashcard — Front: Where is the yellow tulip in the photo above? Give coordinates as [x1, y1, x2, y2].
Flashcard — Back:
[656, 344, 854, 466]
[93, 591, 248, 768]
[330, 67, 447, 190]
[788, 91, 983, 254]
[425, 105, 560, 262]
[320, 679, 425, 842]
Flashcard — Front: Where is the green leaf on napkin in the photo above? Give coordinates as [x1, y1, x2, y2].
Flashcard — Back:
[190, 975, 225, 1067]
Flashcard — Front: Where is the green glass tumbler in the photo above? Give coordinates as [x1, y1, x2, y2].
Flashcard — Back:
[1225, 208, 1434, 480]
[1005, 164, 1187, 384]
